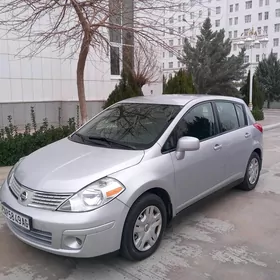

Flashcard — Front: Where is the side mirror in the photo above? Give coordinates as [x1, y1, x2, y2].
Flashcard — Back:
[176, 136, 200, 160]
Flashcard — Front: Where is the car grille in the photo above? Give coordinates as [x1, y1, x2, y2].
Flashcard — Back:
[9, 175, 73, 211]
[8, 221, 52, 246]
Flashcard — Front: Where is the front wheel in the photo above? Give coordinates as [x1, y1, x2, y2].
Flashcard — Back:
[239, 152, 261, 191]
[120, 193, 167, 261]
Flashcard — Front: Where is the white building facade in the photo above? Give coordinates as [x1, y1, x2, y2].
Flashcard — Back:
[162, 0, 280, 79]
[0, 0, 163, 129]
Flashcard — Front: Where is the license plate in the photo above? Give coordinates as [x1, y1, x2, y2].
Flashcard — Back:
[1, 204, 31, 230]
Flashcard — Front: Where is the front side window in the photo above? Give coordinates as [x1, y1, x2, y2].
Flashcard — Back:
[71, 103, 182, 150]
[215, 102, 239, 132]
[163, 103, 217, 152]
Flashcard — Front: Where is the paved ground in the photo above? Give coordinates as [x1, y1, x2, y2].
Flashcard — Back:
[259, 109, 280, 127]
[1, 126, 280, 279]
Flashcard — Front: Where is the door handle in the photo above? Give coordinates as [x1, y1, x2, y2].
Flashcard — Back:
[214, 144, 222, 151]
[245, 132, 251, 138]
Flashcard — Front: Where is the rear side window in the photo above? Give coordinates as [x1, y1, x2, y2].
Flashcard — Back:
[215, 102, 239, 132]
[234, 103, 246, 127]
[162, 102, 216, 152]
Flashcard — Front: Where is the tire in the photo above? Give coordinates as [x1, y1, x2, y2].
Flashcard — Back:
[120, 193, 167, 261]
[238, 152, 261, 191]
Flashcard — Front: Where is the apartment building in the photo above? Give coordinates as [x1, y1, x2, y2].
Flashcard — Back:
[163, 0, 280, 78]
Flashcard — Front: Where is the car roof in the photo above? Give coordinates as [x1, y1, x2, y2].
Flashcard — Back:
[120, 94, 244, 106]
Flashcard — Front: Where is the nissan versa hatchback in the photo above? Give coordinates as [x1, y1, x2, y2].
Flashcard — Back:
[0, 95, 263, 261]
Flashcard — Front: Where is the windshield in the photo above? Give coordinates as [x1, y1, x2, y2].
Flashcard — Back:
[70, 102, 182, 150]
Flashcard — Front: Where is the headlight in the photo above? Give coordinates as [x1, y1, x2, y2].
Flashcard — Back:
[57, 177, 125, 212]
[7, 157, 25, 186]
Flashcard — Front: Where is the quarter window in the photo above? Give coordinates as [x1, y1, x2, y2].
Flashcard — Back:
[163, 103, 216, 152]
[235, 104, 246, 127]
[216, 102, 239, 132]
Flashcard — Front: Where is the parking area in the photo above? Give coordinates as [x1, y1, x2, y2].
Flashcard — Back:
[1, 127, 280, 280]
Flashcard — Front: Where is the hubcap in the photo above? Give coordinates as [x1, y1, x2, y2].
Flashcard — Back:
[133, 206, 162, 252]
[248, 158, 259, 185]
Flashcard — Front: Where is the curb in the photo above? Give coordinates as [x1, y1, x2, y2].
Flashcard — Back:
[263, 122, 280, 132]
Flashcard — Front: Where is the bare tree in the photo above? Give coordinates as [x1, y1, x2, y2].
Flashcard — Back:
[0, 0, 203, 124]
[124, 40, 161, 93]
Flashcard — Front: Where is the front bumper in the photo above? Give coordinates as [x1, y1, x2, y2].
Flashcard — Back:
[0, 180, 130, 258]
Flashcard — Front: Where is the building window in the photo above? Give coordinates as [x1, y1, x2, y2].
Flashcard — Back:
[182, 26, 185, 33]
[110, 46, 120, 75]
[230, 4, 233, 12]
[235, 17, 238, 25]
[264, 26, 268, 34]
[163, 52, 165, 58]
[276, 9, 280, 17]
[199, 10, 202, 17]
[178, 38, 181, 45]
[169, 62, 173, 69]
[256, 55, 260, 62]
[169, 28, 174, 35]
[163, 63, 165, 69]
[233, 44, 237, 51]
[259, 0, 263, 6]
[229, 31, 232, 38]
[274, 38, 279, 46]
[244, 28, 249, 36]
[265, 0, 269, 5]
[216, 6, 221, 14]
[255, 42, 260, 48]
[264, 11, 269, 20]
[275, 23, 280, 32]
[244, 55, 249, 63]
[177, 61, 180, 68]
[178, 15, 181, 22]
[215, 20, 220, 27]
[169, 39, 174, 46]
[169, 17, 174, 24]
[258, 13, 262, 20]
[245, 15, 251, 23]
[258, 27, 262, 34]
[169, 51, 173, 58]
[178, 27, 181, 33]
[190, 12, 194, 19]
[235, 3, 239, 11]
[262, 53, 266, 59]
[208, 8, 211, 16]
[234, 30, 238, 38]
[229, 18, 233, 25]
[246, 1, 252, 9]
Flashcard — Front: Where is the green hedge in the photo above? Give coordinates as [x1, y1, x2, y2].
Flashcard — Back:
[252, 108, 264, 121]
[0, 107, 77, 166]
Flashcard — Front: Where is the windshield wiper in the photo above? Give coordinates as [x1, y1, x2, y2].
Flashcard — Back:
[88, 136, 136, 150]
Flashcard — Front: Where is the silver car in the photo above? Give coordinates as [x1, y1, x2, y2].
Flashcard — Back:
[0, 95, 263, 261]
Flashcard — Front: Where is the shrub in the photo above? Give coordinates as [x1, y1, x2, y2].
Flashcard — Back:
[252, 108, 264, 121]
[103, 70, 142, 109]
[0, 108, 77, 166]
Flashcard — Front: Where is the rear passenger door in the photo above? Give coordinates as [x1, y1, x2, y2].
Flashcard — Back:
[214, 101, 252, 181]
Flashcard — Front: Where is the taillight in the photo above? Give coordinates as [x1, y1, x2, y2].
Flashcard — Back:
[253, 123, 263, 133]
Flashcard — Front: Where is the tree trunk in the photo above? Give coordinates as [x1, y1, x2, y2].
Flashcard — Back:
[77, 34, 90, 125]
[267, 99, 271, 109]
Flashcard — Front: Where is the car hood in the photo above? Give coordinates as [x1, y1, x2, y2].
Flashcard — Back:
[15, 138, 145, 193]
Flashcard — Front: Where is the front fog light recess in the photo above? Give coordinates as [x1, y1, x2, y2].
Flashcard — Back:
[58, 177, 125, 212]
[63, 235, 85, 250]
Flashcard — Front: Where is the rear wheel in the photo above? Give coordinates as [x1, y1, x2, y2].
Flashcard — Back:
[120, 193, 167, 261]
[239, 152, 261, 191]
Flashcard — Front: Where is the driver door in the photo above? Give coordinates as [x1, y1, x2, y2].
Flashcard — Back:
[162, 102, 226, 213]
